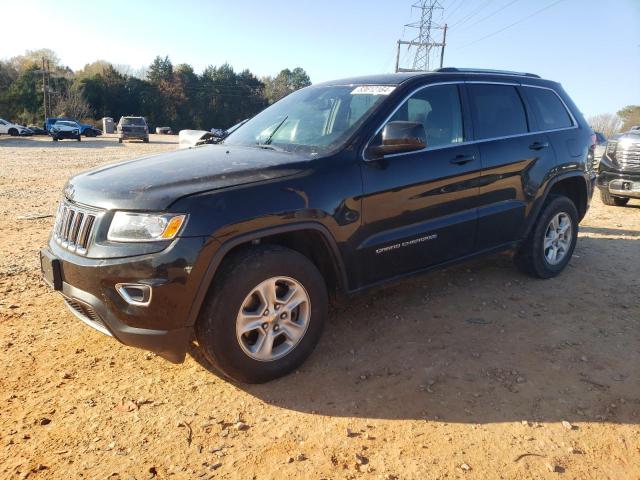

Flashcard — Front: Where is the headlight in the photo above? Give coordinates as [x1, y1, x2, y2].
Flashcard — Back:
[107, 212, 186, 242]
[74, 129, 79, 134]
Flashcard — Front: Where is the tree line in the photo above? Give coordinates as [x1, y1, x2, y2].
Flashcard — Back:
[0, 49, 311, 130]
[587, 106, 640, 139]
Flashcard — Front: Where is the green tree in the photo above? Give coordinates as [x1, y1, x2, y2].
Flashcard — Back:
[617, 105, 640, 132]
[147, 55, 173, 84]
[263, 67, 311, 104]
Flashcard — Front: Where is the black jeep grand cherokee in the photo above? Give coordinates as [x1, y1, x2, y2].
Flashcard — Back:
[40, 68, 595, 383]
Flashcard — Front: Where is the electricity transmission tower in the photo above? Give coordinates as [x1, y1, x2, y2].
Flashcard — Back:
[395, 0, 447, 73]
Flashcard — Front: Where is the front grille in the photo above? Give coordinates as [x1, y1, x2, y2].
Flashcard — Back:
[617, 141, 640, 170]
[53, 201, 99, 254]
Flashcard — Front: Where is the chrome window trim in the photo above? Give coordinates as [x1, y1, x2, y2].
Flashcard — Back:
[362, 80, 579, 162]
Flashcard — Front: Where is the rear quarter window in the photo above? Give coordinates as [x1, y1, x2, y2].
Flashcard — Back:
[468, 84, 528, 140]
[523, 86, 573, 131]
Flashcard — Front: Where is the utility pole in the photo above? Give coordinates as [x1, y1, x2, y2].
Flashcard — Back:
[42, 57, 48, 120]
[395, 0, 447, 72]
[46, 59, 52, 117]
[439, 23, 448, 69]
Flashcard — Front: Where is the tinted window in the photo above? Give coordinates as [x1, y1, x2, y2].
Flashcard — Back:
[387, 84, 464, 148]
[469, 84, 528, 140]
[524, 87, 573, 131]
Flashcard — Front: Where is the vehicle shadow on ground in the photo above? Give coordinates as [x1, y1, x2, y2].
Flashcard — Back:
[0, 137, 124, 149]
[190, 235, 639, 424]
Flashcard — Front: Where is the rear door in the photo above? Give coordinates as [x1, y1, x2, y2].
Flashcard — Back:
[356, 83, 481, 286]
[468, 83, 555, 249]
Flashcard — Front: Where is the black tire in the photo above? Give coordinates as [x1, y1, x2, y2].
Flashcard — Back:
[514, 195, 579, 279]
[8, 128, 18, 136]
[52, 137, 58, 142]
[118, 137, 123, 144]
[77, 136, 81, 142]
[196, 245, 328, 383]
[600, 190, 629, 206]
[143, 137, 149, 143]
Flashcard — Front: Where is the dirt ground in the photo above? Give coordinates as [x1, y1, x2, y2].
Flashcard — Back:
[0, 134, 638, 480]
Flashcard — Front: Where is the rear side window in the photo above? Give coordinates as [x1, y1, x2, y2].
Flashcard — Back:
[468, 84, 528, 140]
[524, 87, 573, 131]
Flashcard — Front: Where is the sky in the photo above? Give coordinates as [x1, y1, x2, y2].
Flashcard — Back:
[1, 0, 639, 118]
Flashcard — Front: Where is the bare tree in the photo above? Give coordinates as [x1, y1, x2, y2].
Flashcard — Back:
[587, 113, 623, 138]
[53, 88, 93, 120]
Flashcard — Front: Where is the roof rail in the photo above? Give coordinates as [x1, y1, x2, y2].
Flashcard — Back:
[434, 67, 541, 79]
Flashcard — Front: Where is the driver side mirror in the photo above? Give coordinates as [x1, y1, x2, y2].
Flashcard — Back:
[366, 121, 427, 159]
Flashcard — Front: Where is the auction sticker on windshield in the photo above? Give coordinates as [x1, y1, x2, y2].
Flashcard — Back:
[351, 86, 396, 95]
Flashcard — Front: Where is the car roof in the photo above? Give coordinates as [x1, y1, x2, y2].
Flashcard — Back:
[316, 69, 554, 88]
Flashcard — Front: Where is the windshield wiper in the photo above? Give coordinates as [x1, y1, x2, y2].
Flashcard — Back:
[260, 115, 288, 146]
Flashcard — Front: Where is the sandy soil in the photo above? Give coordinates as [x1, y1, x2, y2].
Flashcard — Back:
[0, 134, 639, 480]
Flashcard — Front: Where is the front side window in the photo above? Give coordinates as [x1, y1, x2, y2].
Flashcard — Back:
[523, 87, 573, 131]
[385, 84, 464, 149]
[224, 85, 392, 157]
[469, 84, 528, 140]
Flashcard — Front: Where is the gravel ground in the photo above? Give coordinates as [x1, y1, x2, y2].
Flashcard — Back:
[0, 134, 639, 480]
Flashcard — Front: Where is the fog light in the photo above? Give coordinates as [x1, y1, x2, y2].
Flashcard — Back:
[115, 283, 152, 306]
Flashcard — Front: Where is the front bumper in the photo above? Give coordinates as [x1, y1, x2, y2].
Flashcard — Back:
[118, 131, 148, 140]
[51, 131, 80, 139]
[597, 168, 640, 199]
[40, 236, 210, 363]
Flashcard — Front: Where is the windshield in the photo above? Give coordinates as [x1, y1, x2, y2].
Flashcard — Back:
[121, 117, 146, 126]
[56, 121, 77, 127]
[223, 85, 394, 156]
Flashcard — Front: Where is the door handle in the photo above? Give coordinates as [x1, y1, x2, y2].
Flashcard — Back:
[450, 154, 475, 165]
[529, 141, 549, 150]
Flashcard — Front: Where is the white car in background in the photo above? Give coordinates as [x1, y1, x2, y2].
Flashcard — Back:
[0, 118, 32, 136]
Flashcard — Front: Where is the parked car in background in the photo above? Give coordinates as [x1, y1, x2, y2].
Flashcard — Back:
[0, 118, 32, 136]
[597, 129, 640, 206]
[27, 125, 48, 135]
[156, 126, 173, 135]
[178, 120, 250, 149]
[117, 116, 149, 143]
[49, 120, 81, 141]
[82, 126, 102, 137]
[45, 117, 101, 137]
[41, 68, 595, 383]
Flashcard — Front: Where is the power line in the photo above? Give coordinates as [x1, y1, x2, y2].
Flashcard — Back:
[457, 0, 522, 32]
[455, 0, 567, 50]
[450, 0, 494, 28]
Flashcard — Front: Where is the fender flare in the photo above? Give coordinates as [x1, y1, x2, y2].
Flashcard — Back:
[185, 222, 348, 327]
[522, 171, 590, 239]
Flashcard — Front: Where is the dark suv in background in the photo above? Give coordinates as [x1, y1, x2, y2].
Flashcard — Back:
[597, 129, 640, 206]
[40, 68, 594, 383]
[117, 116, 149, 143]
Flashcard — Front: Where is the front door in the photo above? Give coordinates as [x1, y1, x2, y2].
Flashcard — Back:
[356, 83, 481, 287]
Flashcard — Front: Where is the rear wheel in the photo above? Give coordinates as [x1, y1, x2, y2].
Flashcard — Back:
[600, 190, 629, 206]
[196, 245, 328, 383]
[52, 137, 58, 142]
[118, 137, 123, 144]
[8, 128, 18, 136]
[143, 137, 149, 143]
[515, 195, 578, 279]
[77, 136, 81, 142]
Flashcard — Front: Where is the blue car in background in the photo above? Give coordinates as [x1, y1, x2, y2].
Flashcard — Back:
[44, 117, 102, 137]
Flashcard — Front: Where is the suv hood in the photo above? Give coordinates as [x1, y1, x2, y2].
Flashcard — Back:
[64, 144, 306, 210]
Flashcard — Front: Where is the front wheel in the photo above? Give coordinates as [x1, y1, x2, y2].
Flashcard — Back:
[196, 245, 328, 383]
[515, 195, 578, 279]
